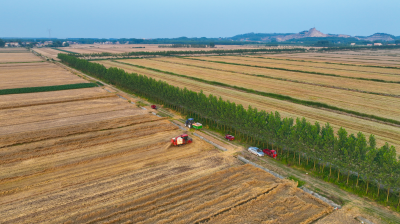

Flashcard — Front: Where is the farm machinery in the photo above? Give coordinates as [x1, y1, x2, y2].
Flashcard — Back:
[185, 118, 202, 130]
[171, 134, 193, 146]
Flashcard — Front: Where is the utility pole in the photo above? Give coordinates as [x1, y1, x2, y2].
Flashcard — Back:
[47, 29, 52, 39]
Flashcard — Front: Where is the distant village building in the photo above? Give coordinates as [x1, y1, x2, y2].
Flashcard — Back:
[367, 44, 372, 46]
[6, 42, 20, 47]
[43, 41, 53, 46]
[350, 43, 355, 46]
[374, 43, 382, 46]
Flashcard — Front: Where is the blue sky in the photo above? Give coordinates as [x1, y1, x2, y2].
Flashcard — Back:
[1, 0, 399, 38]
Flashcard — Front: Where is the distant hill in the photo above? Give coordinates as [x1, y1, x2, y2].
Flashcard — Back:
[228, 28, 397, 43]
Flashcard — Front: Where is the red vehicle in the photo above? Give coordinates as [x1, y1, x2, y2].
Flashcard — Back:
[151, 105, 157, 109]
[263, 148, 277, 158]
[224, 134, 235, 141]
[171, 134, 193, 146]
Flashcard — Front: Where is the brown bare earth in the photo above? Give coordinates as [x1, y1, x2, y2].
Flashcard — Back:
[0, 52, 42, 63]
[0, 62, 88, 89]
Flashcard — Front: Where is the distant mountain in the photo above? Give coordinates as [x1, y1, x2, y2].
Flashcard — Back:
[229, 28, 396, 42]
[355, 33, 395, 42]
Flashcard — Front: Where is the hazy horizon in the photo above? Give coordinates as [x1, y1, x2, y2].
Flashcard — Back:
[1, 0, 399, 39]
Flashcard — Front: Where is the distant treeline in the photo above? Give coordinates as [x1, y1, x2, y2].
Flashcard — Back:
[0, 83, 97, 95]
[59, 53, 400, 211]
[69, 48, 306, 58]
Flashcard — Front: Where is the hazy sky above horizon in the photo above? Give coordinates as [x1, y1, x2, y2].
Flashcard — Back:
[1, 0, 399, 39]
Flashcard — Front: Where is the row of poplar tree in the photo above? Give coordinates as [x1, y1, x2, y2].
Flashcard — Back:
[72, 47, 306, 58]
[58, 53, 400, 208]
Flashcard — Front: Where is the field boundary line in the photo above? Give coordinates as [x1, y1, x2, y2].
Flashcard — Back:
[113, 60, 400, 128]
[150, 58, 400, 98]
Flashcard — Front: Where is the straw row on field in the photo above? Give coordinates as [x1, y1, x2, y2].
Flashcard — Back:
[116, 59, 400, 122]
[96, 60, 400, 153]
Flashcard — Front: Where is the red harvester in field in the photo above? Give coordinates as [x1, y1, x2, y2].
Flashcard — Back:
[171, 134, 193, 146]
[151, 105, 157, 109]
[263, 148, 277, 158]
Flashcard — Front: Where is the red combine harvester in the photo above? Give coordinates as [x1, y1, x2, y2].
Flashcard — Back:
[171, 134, 193, 146]
[151, 105, 157, 109]
[225, 134, 235, 141]
[263, 148, 277, 158]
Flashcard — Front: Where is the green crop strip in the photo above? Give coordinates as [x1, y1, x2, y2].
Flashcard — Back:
[0, 83, 97, 95]
[185, 57, 400, 84]
[114, 60, 400, 126]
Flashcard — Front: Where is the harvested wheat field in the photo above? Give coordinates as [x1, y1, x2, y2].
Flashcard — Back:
[0, 62, 88, 89]
[0, 87, 113, 109]
[0, 52, 43, 63]
[68, 165, 331, 224]
[208, 180, 332, 224]
[0, 117, 239, 223]
[152, 57, 400, 93]
[197, 55, 400, 81]
[271, 51, 400, 67]
[96, 60, 400, 153]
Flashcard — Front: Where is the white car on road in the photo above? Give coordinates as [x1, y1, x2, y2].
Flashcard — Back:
[248, 147, 265, 157]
